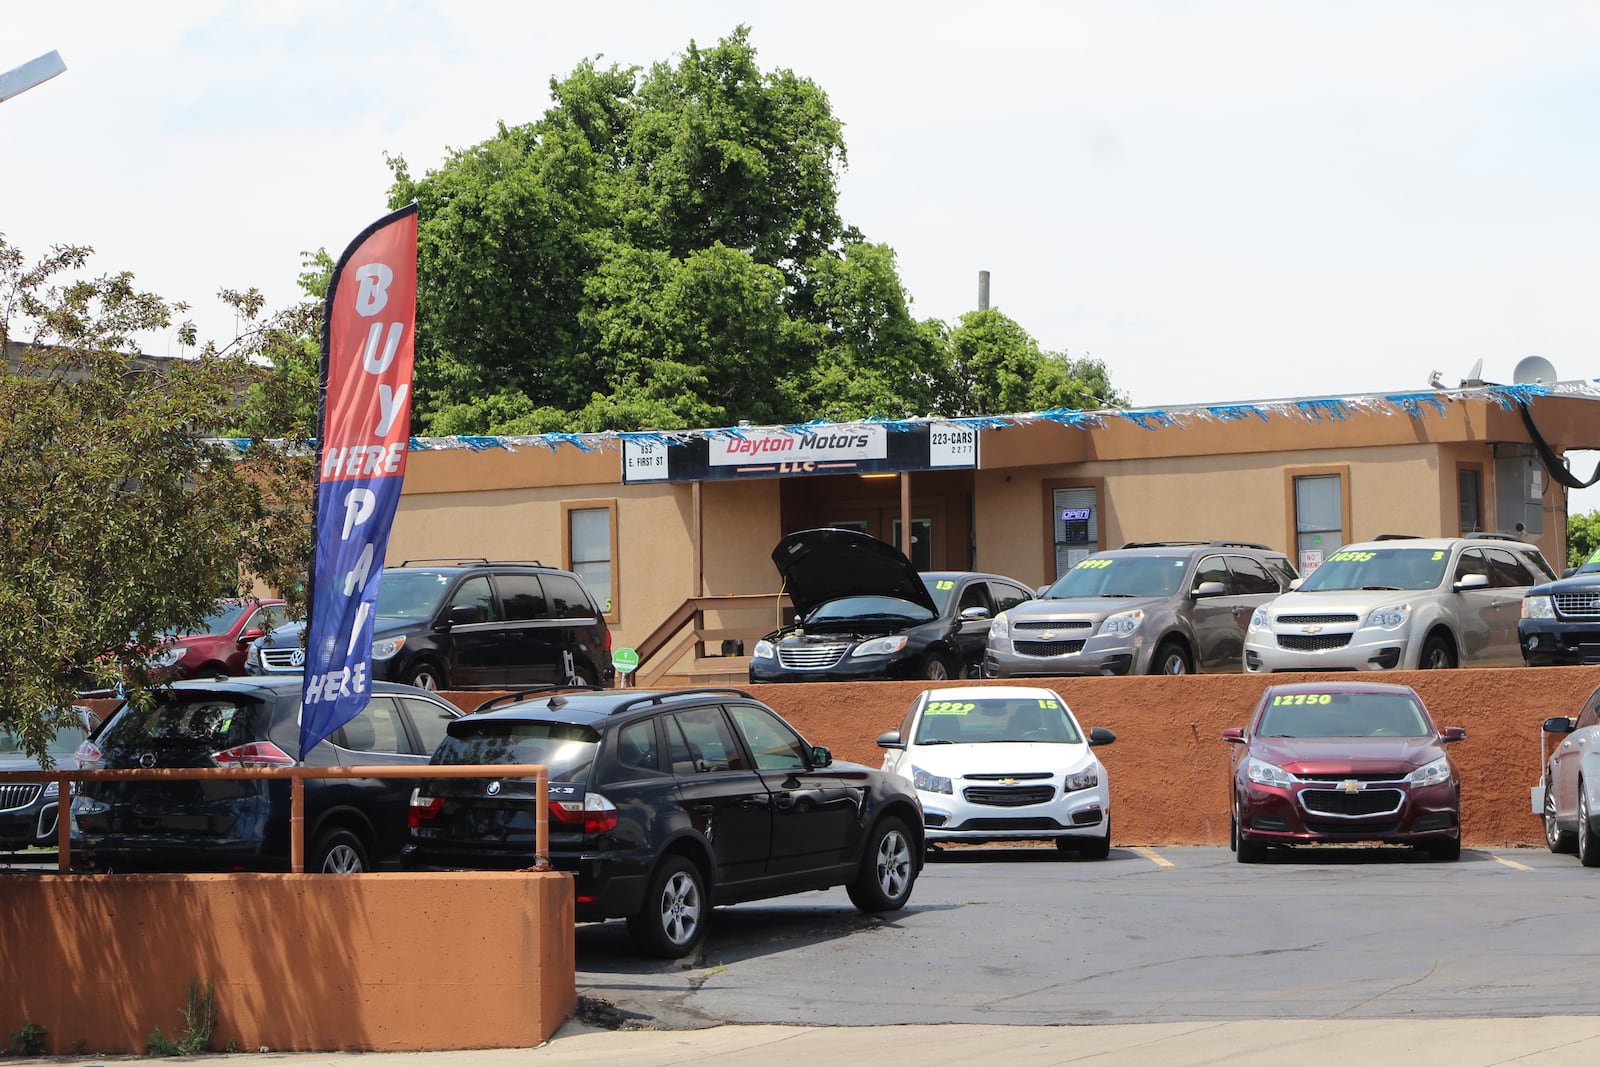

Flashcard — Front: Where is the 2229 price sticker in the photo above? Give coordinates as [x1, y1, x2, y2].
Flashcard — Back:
[924, 701, 975, 716]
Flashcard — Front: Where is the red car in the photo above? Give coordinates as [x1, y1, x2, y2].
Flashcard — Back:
[145, 598, 288, 680]
[1223, 681, 1465, 863]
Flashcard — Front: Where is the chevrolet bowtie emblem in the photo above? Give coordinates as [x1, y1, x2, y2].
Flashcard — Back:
[1039, 631, 1056, 640]
[1338, 779, 1364, 792]
[1302, 625, 1323, 634]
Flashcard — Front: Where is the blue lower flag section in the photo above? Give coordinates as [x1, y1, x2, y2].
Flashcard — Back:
[298, 473, 405, 756]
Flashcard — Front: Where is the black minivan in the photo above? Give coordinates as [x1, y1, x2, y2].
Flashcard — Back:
[246, 561, 614, 691]
[72, 676, 461, 872]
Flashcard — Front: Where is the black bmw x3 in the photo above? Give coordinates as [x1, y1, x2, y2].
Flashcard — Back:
[404, 686, 925, 957]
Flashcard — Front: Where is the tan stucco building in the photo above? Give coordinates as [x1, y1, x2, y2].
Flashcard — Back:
[388, 384, 1600, 682]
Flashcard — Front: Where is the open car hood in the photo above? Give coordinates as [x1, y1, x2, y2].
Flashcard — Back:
[772, 528, 939, 619]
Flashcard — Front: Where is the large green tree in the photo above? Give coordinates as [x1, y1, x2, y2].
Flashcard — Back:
[0, 236, 314, 761]
[387, 27, 1122, 434]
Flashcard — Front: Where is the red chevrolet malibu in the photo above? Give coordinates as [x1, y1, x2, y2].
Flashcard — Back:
[1223, 681, 1465, 863]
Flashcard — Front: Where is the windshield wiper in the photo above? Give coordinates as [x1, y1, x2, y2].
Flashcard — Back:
[1360, 585, 1401, 591]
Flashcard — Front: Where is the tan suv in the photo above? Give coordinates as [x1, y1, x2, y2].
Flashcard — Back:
[1244, 533, 1557, 672]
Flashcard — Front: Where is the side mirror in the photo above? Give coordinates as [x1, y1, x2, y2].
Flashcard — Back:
[445, 605, 480, 626]
[1440, 726, 1467, 743]
[810, 744, 833, 767]
[1222, 727, 1246, 744]
[876, 730, 904, 750]
[239, 628, 266, 643]
[1087, 726, 1116, 747]
[959, 605, 991, 621]
[1036, 585, 1053, 598]
[1288, 578, 1304, 591]
[1193, 581, 1227, 598]
[1454, 573, 1490, 591]
[1543, 716, 1576, 734]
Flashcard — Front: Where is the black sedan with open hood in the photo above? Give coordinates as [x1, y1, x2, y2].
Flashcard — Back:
[748, 528, 1034, 683]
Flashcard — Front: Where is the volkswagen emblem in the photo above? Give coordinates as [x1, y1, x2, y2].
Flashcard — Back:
[138, 752, 157, 769]
[487, 780, 502, 796]
[289, 648, 306, 667]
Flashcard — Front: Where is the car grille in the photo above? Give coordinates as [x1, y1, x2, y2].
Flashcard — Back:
[1277, 614, 1360, 625]
[776, 642, 852, 669]
[961, 817, 1063, 831]
[963, 785, 1056, 806]
[258, 647, 305, 671]
[0, 783, 43, 811]
[1300, 787, 1404, 817]
[1277, 634, 1352, 651]
[1012, 620, 1093, 632]
[1015, 640, 1087, 657]
[1554, 593, 1600, 617]
[1303, 820, 1402, 836]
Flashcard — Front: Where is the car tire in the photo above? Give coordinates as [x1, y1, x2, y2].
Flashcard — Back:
[627, 855, 708, 959]
[846, 816, 917, 913]
[1234, 808, 1269, 863]
[1545, 783, 1576, 854]
[1228, 812, 1239, 853]
[1151, 641, 1192, 676]
[1419, 633, 1457, 670]
[922, 653, 954, 681]
[311, 828, 370, 874]
[1070, 819, 1112, 860]
[1426, 833, 1462, 862]
[1580, 787, 1600, 868]
[404, 659, 448, 691]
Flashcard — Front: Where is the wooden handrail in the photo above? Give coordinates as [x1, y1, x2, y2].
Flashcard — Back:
[630, 593, 792, 673]
[4, 763, 548, 874]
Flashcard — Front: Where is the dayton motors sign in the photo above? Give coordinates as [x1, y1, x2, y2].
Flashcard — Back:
[710, 426, 886, 474]
[622, 421, 976, 483]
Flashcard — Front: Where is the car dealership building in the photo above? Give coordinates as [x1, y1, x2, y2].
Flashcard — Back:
[387, 381, 1600, 683]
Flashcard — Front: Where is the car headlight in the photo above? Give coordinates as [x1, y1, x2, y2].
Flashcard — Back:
[911, 765, 953, 794]
[1407, 756, 1452, 788]
[1246, 757, 1296, 788]
[1365, 603, 1411, 629]
[1248, 606, 1271, 633]
[43, 780, 59, 799]
[1098, 609, 1145, 637]
[1063, 767, 1099, 792]
[752, 639, 775, 660]
[371, 635, 408, 661]
[1522, 595, 1554, 620]
[245, 642, 262, 668]
[149, 646, 184, 669]
[990, 612, 1009, 639]
[853, 635, 909, 657]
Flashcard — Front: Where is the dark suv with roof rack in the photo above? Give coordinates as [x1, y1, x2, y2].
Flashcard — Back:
[985, 540, 1299, 676]
[403, 685, 924, 958]
[245, 560, 613, 691]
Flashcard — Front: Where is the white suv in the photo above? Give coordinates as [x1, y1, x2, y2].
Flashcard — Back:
[1244, 534, 1557, 672]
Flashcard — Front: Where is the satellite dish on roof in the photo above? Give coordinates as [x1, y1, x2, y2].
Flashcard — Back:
[1513, 354, 1558, 385]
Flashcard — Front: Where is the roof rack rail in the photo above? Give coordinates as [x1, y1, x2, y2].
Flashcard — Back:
[1465, 532, 1525, 543]
[398, 558, 546, 567]
[1370, 534, 1421, 541]
[1119, 540, 1272, 550]
[607, 687, 755, 717]
[471, 683, 601, 714]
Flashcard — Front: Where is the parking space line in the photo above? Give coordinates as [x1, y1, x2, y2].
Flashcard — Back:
[1129, 846, 1175, 869]
[1484, 853, 1533, 871]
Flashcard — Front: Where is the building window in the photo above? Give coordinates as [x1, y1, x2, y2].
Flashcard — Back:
[1291, 472, 1345, 575]
[1458, 467, 1482, 534]
[1051, 486, 1099, 579]
[564, 502, 616, 618]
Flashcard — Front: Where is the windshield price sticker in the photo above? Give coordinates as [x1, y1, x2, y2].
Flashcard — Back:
[1328, 550, 1376, 563]
[1077, 558, 1115, 570]
[934, 579, 955, 590]
[1432, 551, 1445, 560]
[1270, 693, 1333, 706]
[925, 701, 976, 716]
[1036, 699, 1061, 710]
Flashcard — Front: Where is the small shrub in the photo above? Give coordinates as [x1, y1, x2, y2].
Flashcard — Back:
[145, 977, 217, 1057]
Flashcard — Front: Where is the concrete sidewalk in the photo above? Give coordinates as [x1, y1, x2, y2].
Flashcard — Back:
[133, 1017, 1600, 1067]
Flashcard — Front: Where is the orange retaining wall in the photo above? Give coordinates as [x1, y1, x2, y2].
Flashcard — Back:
[739, 667, 1600, 848]
[0, 872, 575, 1054]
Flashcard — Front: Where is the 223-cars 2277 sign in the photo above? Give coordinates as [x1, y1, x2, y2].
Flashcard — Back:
[621, 422, 977, 483]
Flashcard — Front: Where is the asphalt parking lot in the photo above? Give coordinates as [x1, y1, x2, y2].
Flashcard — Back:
[574, 843, 1590, 1030]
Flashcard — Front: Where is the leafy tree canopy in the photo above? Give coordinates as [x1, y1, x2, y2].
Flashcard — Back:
[385, 26, 1122, 434]
[0, 235, 315, 761]
[1568, 510, 1600, 569]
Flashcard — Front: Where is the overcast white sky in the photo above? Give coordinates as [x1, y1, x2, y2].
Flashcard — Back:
[6, 2, 1600, 502]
